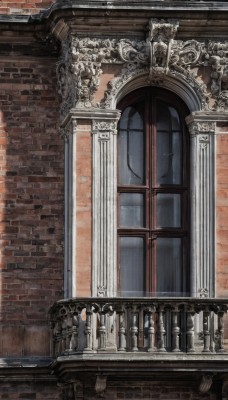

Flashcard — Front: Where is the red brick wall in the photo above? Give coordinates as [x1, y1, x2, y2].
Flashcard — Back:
[76, 122, 92, 296]
[216, 125, 228, 298]
[0, 0, 54, 14]
[0, 56, 64, 356]
[0, 381, 61, 400]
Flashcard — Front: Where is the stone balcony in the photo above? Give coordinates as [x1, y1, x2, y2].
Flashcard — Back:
[49, 297, 228, 355]
[49, 297, 228, 391]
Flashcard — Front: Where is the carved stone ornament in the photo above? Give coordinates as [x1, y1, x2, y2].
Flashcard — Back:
[57, 20, 228, 117]
[199, 288, 209, 298]
[97, 286, 107, 297]
[199, 374, 213, 394]
[147, 19, 179, 78]
[57, 37, 119, 118]
[92, 120, 118, 134]
[188, 121, 216, 136]
[103, 23, 228, 111]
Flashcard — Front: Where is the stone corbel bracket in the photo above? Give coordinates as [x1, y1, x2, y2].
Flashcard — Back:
[95, 375, 107, 398]
[199, 374, 213, 394]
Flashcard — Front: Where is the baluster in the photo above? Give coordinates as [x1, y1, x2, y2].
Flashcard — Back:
[186, 307, 195, 353]
[61, 318, 67, 353]
[157, 305, 166, 352]
[84, 306, 92, 352]
[138, 307, 144, 349]
[202, 306, 211, 353]
[66, 314, 73, 351]
[118, 308, 126, 352]
[130, 306, 138, 352]
[98, 311, 107, 351]
[172, 305, 181, 352]
[53, 319, 62, 356]
[70, 315, 79, 352]
[147, 306, 155, 352]
[217, 309, 225, 353]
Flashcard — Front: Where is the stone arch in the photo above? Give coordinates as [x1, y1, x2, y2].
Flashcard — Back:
[104, 65, 206, 113]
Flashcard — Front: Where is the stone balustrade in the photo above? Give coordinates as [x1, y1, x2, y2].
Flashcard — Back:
[49, 298, 228, 357]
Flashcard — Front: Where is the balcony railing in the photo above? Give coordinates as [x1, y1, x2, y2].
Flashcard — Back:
[49, 298, 228, 357]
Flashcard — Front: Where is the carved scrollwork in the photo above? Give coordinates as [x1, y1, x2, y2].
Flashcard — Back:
[57, 37, 119, 118]
[188, 121, 216, 136]
[93, 120, 118, 133]
[57, 19, 228, 117]
[215, 90, 228, 111]
[118, 39, 148, 64]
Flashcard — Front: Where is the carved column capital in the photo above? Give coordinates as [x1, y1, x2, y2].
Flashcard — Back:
[187, 120, 216, 136]
[92, 120, 118, 138]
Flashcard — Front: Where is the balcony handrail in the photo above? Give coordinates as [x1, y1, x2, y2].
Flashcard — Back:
[49, 297, 228, 357]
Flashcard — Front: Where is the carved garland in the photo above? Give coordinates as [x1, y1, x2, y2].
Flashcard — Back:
[56, 19, 228, 118]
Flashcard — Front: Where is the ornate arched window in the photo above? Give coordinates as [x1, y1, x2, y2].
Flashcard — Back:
[117, 88, 190, 296]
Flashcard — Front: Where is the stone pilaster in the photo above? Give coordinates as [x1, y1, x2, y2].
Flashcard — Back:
[186, 115, 216, 297]
[92, 111, 120, 297]
[61, 117, 77, 298]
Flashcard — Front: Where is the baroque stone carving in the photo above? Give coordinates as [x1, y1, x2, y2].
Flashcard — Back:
[147, 19, 179, 77]
[188, 121, 216, 136]
[92, 120, 118, 133]
[57, 37, 119, 118]
[57, 19, 228, 116]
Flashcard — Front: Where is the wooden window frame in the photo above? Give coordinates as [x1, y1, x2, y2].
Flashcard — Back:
[117, 87, 190, 296]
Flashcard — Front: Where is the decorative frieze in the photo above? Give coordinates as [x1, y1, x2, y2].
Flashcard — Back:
[56, 20, 228, 116]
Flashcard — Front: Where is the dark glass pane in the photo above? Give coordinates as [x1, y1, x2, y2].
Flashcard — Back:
[119, 106, 144, 185]
[120, 193, 144, 227]
[156, 238, 183, 296]
[156, 130, 182, 185]
[120, 237, 144, 296]
[169, 106, 181, 130]
[156, 103, 170, 131]
[156, 101, 182, 185]
[156, 193, 181, 228]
